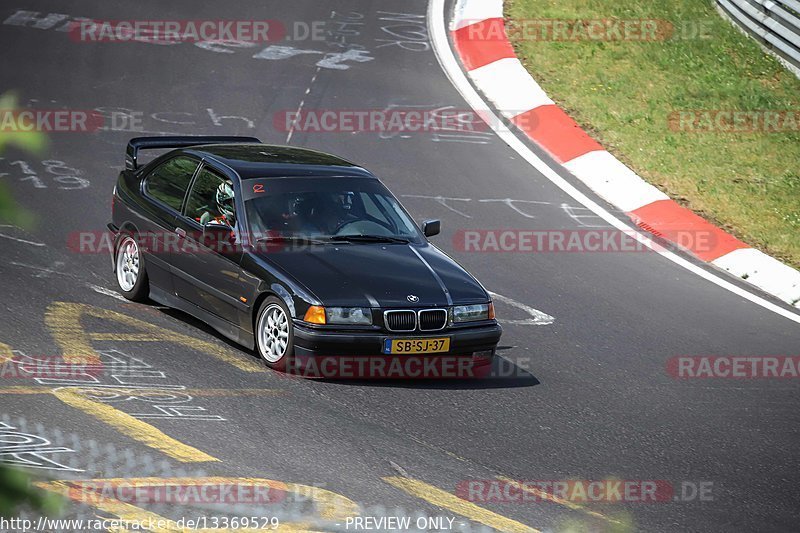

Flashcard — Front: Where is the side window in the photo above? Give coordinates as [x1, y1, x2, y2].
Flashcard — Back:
[144, 156, 198, 211]
[185, 167, 236, 227]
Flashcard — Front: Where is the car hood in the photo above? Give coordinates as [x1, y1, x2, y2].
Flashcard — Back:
[255, 243, 488, 308]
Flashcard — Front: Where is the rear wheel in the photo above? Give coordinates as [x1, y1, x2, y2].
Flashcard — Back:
[255, 297, 295, 371]
[115, 234, 149, 301]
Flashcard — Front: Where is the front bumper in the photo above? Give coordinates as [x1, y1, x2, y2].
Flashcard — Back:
[292, 321, 502, 357]
[289, 322, 502, 379]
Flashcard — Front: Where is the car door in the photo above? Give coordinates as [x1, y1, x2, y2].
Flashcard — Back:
[171, 163, 245, 326]
[138, 155, 200, 293]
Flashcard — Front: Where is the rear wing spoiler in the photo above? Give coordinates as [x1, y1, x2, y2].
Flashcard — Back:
[125, 136, 262, 170]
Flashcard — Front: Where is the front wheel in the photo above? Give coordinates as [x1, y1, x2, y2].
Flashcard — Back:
[115, 234, 149, 301]
[255, 297, 295, 371]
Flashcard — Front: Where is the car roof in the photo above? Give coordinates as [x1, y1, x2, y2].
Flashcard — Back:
[183, 143, 376, 180]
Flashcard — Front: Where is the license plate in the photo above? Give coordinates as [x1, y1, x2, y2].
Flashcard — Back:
[383, 337, 450, 355]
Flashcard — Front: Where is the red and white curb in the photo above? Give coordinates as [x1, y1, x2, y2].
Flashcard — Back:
[449, 0, 800, 308]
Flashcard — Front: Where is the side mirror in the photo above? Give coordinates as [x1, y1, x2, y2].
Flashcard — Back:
[422, 219, 441, 238]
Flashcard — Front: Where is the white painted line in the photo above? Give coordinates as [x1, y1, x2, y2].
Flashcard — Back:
[88, 284, 128, 302]
[428, 0, 800, 324]
[469, 58, 554, 118]
[9, 262, 62, 277]
[0, 233, 46, 247]
[563, 150, 669, 212]
[489, 291, 555, 326]
[402, 194, 473, 218]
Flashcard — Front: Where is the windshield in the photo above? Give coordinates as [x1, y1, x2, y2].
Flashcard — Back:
[244, 177, 422, 243]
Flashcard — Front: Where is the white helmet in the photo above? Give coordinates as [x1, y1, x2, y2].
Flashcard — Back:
[216, 182, 235, 221]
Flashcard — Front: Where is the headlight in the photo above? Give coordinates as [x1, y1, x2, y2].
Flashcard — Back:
[326, 307, 372, 325]
[451, 302, 494, 323]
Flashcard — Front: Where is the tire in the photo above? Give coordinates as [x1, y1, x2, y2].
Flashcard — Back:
[254, 296, 295, 371]
[114, 234, 149, 302]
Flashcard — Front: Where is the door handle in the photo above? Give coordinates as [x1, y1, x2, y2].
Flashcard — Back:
[175, 228, 186, 238]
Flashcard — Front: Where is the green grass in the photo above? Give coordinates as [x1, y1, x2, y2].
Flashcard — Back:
[505, 0, 800, 268]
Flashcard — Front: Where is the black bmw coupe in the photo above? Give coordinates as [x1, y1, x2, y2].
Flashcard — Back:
[109, 136, 501, 373]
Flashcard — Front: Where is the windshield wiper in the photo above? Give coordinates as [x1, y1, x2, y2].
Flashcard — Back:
[254, 235, 329, 245]
[329, 235, 411, 244]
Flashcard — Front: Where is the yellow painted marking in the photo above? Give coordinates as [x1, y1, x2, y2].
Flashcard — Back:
[0, 342, 13, 364]
[52, 388, 218, 463]
[496, 476, 622, 525]
[88, 333, 164, 341]
[0, 386, 53, 394]
[383, 476, 539, 533]
[37, 477, 359, 532]
[45, 302, 102, 365]
[46, 302, 265, 372]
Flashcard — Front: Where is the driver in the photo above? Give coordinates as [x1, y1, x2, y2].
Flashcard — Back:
[200, 181, 236, 227]
[326, 191, 357, 233]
